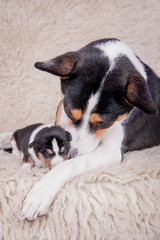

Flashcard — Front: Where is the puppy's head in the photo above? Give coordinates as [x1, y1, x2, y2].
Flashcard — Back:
[35, 38, 157, 156]
[29, 126, 71, 169]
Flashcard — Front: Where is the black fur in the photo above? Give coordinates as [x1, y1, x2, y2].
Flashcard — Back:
[122, 64, 160, 152]
[31, 125, 72, 159]
[13, 123, 42, 159]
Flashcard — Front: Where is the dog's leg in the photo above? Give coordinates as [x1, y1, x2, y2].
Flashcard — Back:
[20, 146, 121, 221]
[0, 132, 13, 150]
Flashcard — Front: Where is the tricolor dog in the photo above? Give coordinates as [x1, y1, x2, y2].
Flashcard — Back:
[5, 38, 160, 221]
[5, 124, 72, 170]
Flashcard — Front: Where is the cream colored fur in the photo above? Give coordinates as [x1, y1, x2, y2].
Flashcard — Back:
[0, 0, 160, 239]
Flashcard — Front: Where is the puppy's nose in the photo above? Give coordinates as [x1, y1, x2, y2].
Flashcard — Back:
[71, 149, 78, 158]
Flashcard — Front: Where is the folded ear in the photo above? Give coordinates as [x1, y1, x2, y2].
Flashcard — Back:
[28, 140, 37, 148]
[34, 52, 77, 77]
[66, 131, 72, 141]
[124, 74, 157, 115]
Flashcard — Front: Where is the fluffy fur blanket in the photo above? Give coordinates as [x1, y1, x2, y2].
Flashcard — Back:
[0, 147, 160, 240]
[0, 0, 160, 239]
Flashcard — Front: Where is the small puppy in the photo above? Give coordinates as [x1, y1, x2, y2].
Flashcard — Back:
[9, 123, 72, 170]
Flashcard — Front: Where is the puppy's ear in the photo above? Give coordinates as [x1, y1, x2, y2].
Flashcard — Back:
[28, 140, 37, 148]
[66, 131, 72, 141]
[34, 52, 77, 77]
[124, 74, 157, 115]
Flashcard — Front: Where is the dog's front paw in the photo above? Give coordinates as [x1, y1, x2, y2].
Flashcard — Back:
[20, 181, 53, 221]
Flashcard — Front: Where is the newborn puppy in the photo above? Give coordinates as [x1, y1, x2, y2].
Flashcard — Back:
[10, 123, 72, 170]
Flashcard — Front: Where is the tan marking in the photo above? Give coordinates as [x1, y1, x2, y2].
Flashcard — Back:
[67, 109, 82, 127]
[60, 76, 69, 80]
[11, 135, 16, 142]
[11, 135, 21, 156]
[67, 117, 73, 127]
[25, 156, 35, 167]
[90, 113, 103, 124]
[38, 152, 52, 170]
[116, 113, 128, 122]
[95, 113, 128, 139]
[46, 148, 53, 154]
[123, 96, 134, 108]
[70, 109, 82, 121]
[55, 100, 63, 125]
[95, 128, 108, 139]
[11, 135, 19, 149]
[60, 146, 65, 153]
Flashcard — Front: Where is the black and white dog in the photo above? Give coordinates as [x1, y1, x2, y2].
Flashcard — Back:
[3, 38, 160, 221]
[9, 124, 71, 170]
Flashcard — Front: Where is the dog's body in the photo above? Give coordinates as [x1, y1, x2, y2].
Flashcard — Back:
[7, 38, 160, 221]
[7, 124, 72, 170]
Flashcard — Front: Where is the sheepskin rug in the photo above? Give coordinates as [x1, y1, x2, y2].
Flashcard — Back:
[0, 147, 160, 240]
[0, 0, 160, 239]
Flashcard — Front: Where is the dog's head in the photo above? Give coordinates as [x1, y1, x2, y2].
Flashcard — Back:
[35, 38, 157, 157]
[29, 126, 71, 169]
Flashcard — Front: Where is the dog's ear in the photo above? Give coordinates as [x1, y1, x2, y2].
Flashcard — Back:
[28, 140, 37, 148]
[66, 131, 72, 141]
[124, 74, 157, 115]
[34, 52, 77, 77]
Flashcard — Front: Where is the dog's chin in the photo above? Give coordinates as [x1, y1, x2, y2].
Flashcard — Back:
[70, 139, 100, 158]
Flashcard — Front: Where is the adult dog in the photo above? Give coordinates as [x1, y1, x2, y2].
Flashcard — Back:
[19, 38, 160, 221]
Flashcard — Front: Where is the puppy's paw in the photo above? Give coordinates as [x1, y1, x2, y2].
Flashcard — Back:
[20, 181, 53, 221]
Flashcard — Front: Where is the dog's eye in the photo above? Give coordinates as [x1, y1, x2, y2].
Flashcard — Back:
[93, 121, 105, 128]
[40, 148, 55, 158]
[59, 146, 65, 153]
[96, 121, 104, 126]
[90, 120, 107, 130]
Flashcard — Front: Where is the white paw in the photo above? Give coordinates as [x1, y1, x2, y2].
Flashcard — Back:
[20, 181, 53, 221]
[20, 162, 69, 221]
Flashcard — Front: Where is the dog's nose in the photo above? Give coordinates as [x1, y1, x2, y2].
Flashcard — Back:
[70, 149, 78, 158]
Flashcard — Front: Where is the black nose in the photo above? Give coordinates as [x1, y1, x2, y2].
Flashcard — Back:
[34, 62, 46, 71]
[71, 149, 78, 158]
